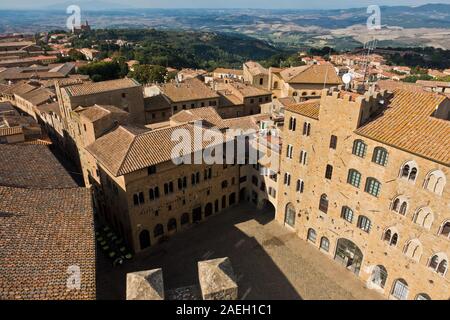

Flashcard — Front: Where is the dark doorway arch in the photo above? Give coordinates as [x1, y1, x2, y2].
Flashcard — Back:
[154, 224, 164, 238]
[139, 229, 151, 250]
[334, 238, 364, 275]
[205, 203, 213, 217]
[229, 193, 236, 206]
[181, 212, 189, 225]
[193, 207, 202, 222]
[167, 218, 177, 232]
[222, 195, 227, 209]
[239, 188, 247, 202]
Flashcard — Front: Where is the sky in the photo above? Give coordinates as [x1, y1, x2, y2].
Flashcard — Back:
[1, 0, 450, 10]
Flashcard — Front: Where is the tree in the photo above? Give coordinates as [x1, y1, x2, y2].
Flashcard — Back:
[128, 65, 167, 84]
[78, 61, 123, 82]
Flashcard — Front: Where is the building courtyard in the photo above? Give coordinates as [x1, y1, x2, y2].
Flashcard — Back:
[96, 203, 383, 300]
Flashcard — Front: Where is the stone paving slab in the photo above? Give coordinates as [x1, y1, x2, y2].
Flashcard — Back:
[96, 203, 383, 300]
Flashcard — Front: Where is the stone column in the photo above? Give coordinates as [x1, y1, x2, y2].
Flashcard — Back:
[126, 268, 165, 300]
[198, 257, 238, 300]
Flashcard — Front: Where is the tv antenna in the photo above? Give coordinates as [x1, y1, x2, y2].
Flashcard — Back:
[362, 37, 378, 83]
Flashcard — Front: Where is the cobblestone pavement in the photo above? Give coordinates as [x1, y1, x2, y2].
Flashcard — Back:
[96, 203, 383, 300]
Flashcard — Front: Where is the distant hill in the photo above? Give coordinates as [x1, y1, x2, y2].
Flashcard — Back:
[72, 29, 283, 70]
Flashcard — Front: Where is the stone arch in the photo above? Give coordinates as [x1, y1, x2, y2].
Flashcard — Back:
[334, 238, 364, 275]
[181, 212, 190, 225]
[403, 238, 422, 261]
[205, 203, 213, 217]
[139, 229, 151, 250]
[284, 202, 296, 227]
[428, 252, 448, 276]
[439, 220, 450, 238]
[167, 218, 177, 232]
[391, 278, 409, 300]
[370, 265, 388, 289]
[413, 207, 434, 230]
[424, 169, 446, 196]
[154, 224, 164, 238]
[383, 226, 399, 246]
[400, 160, 419, 182]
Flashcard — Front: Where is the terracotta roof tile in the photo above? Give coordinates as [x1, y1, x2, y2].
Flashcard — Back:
[285, 99, 321, 120]
[356, 90, 450, 165]
[280, 64, 342, 85]
[160, 78, 219, 103]
[0, 144, 77, 188]
[0, 186, 96, 300]
[65, 78, 140, 97]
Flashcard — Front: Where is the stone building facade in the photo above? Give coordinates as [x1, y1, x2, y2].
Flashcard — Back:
[276, 87, 450, 300]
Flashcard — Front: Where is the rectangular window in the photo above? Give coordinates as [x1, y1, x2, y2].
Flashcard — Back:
[325, 165, 333, 180]
[329, 135, 337, 149]
[365, 178, 381, 197]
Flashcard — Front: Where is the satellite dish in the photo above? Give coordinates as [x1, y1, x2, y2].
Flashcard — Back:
[342, 73, 353, 85]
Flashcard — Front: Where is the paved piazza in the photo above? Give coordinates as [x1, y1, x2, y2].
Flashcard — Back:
[97, 203, 383, 300]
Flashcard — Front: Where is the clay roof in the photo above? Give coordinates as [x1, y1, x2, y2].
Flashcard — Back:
[277, 97, 297, 107]
[377, 80, 426, 93]
[0, 126, 23, 137]
[144, 94, 171, 112]
[0, 186, 96, 300]
[160, 78, 219, 103]
[279, 64, 342, 85]
[223, 114, 268, 131]
[213, 68, 243, 76]
[170, 107, 227, 129]
[285, 99, 321, 120]
[19, 87, 55, 106]
[416, 80, 450, 88]
[64, 78, 140, 97]
[1, 81, 37, 95]
[79, 104, 128, 123]
[87, 123, 228, 176]
[35, 102, 60, 116]
[0, 144, 77, 188]
[356, 90, 450, 165]
[244, 61, 268, 76]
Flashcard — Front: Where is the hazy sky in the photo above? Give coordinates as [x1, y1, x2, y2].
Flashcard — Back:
[1, 0, 450, 10]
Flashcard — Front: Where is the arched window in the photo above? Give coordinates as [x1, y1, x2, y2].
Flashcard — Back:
[404, 239, 422, 261]
[372, 147, 389, 166]
[400, 161, 418, 182]
[341, 206, 354, 223]
[428, 253, 448, 276]
[167, 218, 177, 231]
[303, 122, 311, 136]
[365, 178, 381, 197]
[391, 197, 408, 216]
[413, 207, 434, 230]
[391, 279, 409, 300]
[347, 169, 362, 188]
[293, 91, 298, 96]
[357, 215, 372, 233]
[288, 117, 297, 131]
[181, 212, 189, 225]
[320, 237, 330, 252]
[371, 265, 388, 289]
[399, 202, 408, 215]
[439, 220, 450, 238]
[273, 81, 279, 89]
[307, 228, 317, 243]
[415, 293, 431, 300]
[139, 229, 151, 250]
[319, 194, 328, 213]
[154, 224, 164, 237]
[424, 170, 446, 196]
[352, 139, 367, 158]
[383, 228, 398, 246]
[284, 203, 296, 227]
